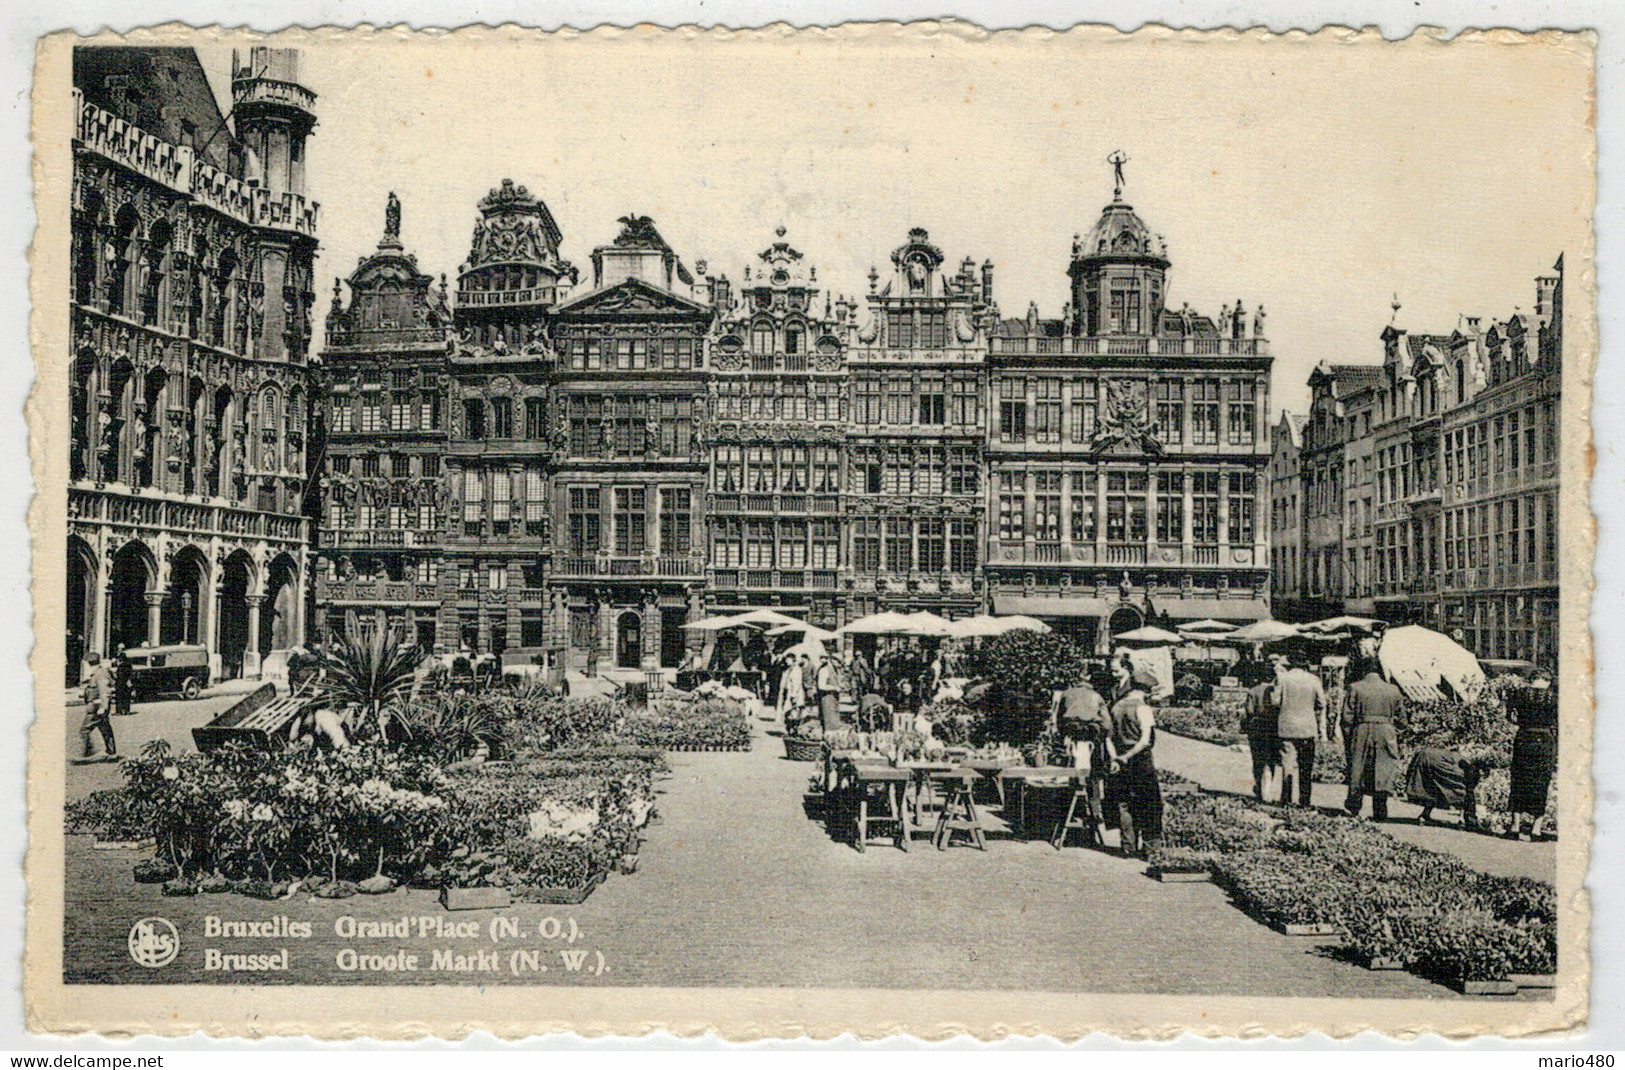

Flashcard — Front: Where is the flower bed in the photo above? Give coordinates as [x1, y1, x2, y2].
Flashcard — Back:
[619, 697, 752, 751]
[1159, 791, 1556, 985]
[65, 738, 661, 903]
[1155, 705, 1246, 747]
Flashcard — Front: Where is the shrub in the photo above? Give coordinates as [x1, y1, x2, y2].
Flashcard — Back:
[963, 631, 1088, 744]
[1155, 705, 1244, 747]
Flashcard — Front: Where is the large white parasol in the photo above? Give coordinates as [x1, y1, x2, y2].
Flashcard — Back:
[1225, 618, 1302, 643]
[1378, 624, 1486, 702]
[1114, 625, 1185, 645]
[835, 611, 916, 635]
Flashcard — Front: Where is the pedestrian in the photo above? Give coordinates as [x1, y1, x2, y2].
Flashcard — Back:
[1343, 656, 1403, 821]
[1105, 656, 1162, 858]
[1053, 667, 1109, 742]
[777, 652, 805, 722]
[815, 654, 842, 732]
[1273, 652, 1328, 808]
[76, 651, 117, 763]
[1243, 661, 1281, 802]
[1507, 667, 1558, 840]
[111, 644, 134, 717]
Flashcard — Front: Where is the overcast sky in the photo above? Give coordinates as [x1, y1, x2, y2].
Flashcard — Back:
[200, 27, 1592, 415]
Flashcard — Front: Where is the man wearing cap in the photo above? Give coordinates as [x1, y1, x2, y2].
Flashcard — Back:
[76, 652, 118, 763]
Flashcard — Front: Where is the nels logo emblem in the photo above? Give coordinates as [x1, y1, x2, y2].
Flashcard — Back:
[128, 917, 179, 968]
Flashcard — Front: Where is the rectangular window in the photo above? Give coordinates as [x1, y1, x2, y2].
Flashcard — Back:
[614, 487, 647, 555]
[853, 518, 881, 572]
[487, 565, 507, 591]
[779, 379, 808, 422]
[567, 486, 600, 554]
[716, 446, 743, 493]
[1033, 471, 1061, 541]
[332, 402, 354, 433]
[360, 400, 384, 433]
[1034, 379, 1062, 444]
[1156, 381, 1184, 445]
[524, 397, 547, 439]
[997, 471, 1023, 542]
[1192, 471, 1220, 544]
[391, 454, 411, 478]
[920, 311, 947, 349]
[490, 398, 511, 438]
[1072, 380, 1099, 444]
[360, 454, 380, 478]
[999, 379, 1028, 443]
[811, 379, 843, 423]
[917, 518, 946, 572]
[463, 400, 485, 440]
[778, 520, 808, 569]
[490, 469, 511, 530]
[1156, 472, 1183, 543]
[884, 518, 912, 573]
[883, 377, 912, 425]
[660, 488, 691, 554]
[1070, 473, 1096, 543]
[1227, 381, 1256, 445]
[949, 519, 977, 573]
[390, 393, 412, 432]
[422, 454, 439, 478]
[951, 376, 979, 427]
[886, 310, 913, 348]
[851, 446, 882, 495]
[746, 446, 773, 493]
[812, 447, 840, 494]
[714, 518, 742, 568]
[918, 389, 946, 425]
[855, 378, 882, 425]
[745, 520, 773, 568]
[1227, 472, 1256, 545]
[1191, 380, 1219, 445]
[811, 520, 840, 569]
[949, 447, 979, 496]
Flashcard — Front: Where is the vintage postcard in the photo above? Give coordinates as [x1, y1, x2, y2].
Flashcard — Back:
[24, 22, 1594, 1039]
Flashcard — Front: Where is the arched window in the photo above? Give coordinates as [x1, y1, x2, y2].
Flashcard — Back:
[74, 189, 104, 306]
[140, 221, 171, 328]
[106, 205, 139, 315]
[211, 249, 238, 349]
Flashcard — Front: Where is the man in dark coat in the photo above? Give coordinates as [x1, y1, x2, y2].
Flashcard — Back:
[1343, 657, 1403, 821]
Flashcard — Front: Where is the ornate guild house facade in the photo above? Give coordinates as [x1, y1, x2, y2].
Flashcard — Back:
[67, 46, 319, 684]
[305, 166, 1281, 671]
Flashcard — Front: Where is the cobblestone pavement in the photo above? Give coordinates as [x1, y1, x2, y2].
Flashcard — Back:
[1152, 731, 1557, 884]
[63, 706, 1473, 995]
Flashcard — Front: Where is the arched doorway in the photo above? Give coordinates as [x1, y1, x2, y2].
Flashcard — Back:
[261, 553, 299, 654]
[616, 611, 642, 669]
[66, 537, 97, 684]
[1107, 605, 1145, 643]
[217, 551, 253, 679]
[108, 541, 155, 651]
[162, 546, 208, 646]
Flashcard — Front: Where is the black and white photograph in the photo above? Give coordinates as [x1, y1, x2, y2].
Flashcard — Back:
[26, 22, 1593, 1038]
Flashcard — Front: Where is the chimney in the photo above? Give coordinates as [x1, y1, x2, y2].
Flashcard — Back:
[1535, 275, 1558, 318]
[981, 259, 994, 305]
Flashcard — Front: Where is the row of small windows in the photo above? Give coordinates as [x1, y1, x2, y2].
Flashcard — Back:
[994, 469, 1257, 546]
[563, 336, 698, 372]
[996, 378, 1258, 446]
[330, 453, 440, 479]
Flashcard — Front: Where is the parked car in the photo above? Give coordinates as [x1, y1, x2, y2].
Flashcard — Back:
[124, 644, 210, 701]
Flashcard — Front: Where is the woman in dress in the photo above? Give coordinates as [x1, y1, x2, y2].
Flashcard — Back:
[777, 653, 805, 722]
[1507, 667, 1558, 840]
[1105, 656, 1163, 858]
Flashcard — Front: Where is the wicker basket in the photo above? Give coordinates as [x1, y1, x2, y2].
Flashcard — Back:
[783, 736, 824, 762]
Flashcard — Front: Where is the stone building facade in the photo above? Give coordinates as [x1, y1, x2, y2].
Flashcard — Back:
[706, 229, 857, 629]
[67, 46, 319, 684]
[312, 173, 1283, 669]
[985, 192, 1274, 652]
[1267, 263, 1563, 665]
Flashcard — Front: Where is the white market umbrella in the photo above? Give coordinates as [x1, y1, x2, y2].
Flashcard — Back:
[835, 611, 916, 635]
[994, 614, 1052, 634]
[1114, 625, 1185, 644]
[766, 621, 839, 642]
[1378, 624, 1486, 703]
[682, 614, 751, 631]
[1303, 615, 1381, 634]
[726, 608, 808, 630]
[1177, 618, 1237, 634]
[1225, 619, 1302, 643]
[947, 614, 1005, 639]
[782, 638, 828, 662]
[899, 611, 957, 637]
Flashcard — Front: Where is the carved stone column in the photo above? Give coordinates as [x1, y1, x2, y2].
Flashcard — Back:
[244, 594, 265, 677]
[143, 591, 165, 648]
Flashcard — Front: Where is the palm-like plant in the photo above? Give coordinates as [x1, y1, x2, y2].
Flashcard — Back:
[311, 628, 424, 741]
